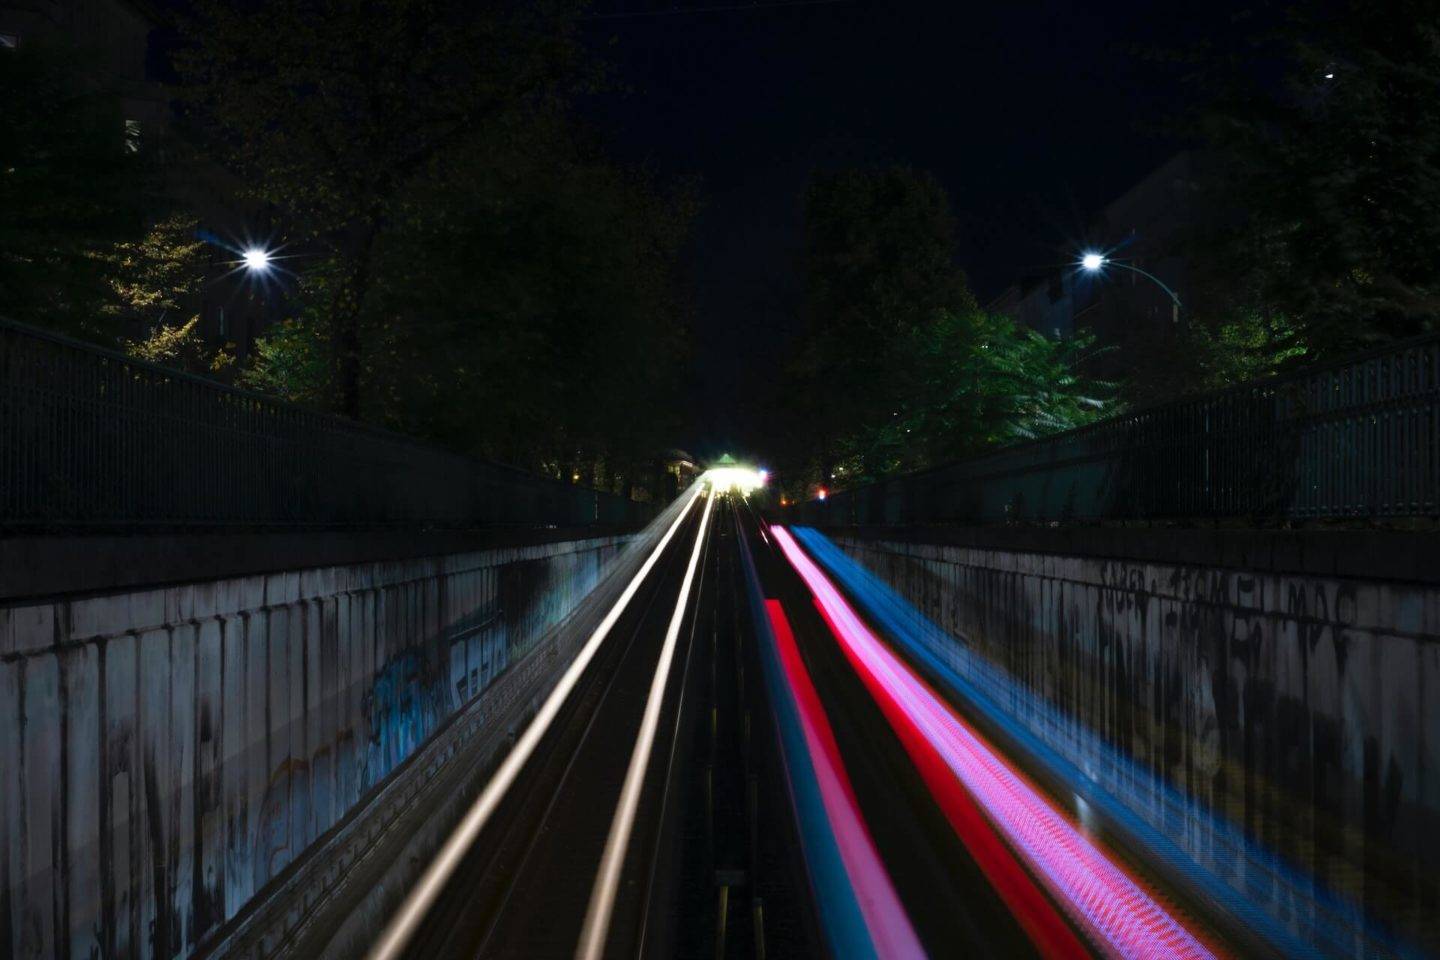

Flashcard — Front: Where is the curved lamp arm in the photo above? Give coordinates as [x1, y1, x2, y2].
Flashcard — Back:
[1106, 260, 1182, 310]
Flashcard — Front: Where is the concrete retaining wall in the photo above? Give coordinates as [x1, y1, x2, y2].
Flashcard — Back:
[832, 530, 1440, 950]
[0, 534, 627, 960]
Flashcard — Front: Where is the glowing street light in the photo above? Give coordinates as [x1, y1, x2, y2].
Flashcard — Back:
[194, 228, 286, 282]
[1079, 251, 1181, 322]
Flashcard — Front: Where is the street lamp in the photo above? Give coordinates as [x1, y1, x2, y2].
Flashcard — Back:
[243, 247, 272, 272]
[1080, 251, 1181, 323]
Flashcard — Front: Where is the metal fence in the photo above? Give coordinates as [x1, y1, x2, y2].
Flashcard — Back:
[0, 317, 654, 531]
[798, 333, 1440, 526]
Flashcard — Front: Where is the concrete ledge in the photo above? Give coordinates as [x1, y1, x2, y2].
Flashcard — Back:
[0, 525, 642, 602]
[814, 524, 1440, 586]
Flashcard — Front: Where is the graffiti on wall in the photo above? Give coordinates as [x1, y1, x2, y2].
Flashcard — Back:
[0, 536, 626, 960]
[840, 537, 1440, 952]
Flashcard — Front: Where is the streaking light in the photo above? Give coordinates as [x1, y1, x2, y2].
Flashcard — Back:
[736, 519, 920, 959]
[764, 600, 923, 959]
[771, 526, 1216, 960]
[792, 527, 1394, 958]
[366, 487, 706, 960]
[703, 465, 766, 493]
[578, 488, 717, 959]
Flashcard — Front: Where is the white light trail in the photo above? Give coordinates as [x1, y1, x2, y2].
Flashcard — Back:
[575, 487, 718, 960]
[365, 485, 705, 960]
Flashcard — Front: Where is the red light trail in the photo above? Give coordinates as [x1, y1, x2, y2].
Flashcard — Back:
[764, 599, 925, 958]
[771, 525, 1219, 960]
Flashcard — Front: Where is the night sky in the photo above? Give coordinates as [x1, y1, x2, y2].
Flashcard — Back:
[576, 0, 1264, 457]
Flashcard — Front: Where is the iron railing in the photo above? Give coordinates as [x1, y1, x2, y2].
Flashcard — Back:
[798, 333, 1440, 526]
[0, 317, 653, 530]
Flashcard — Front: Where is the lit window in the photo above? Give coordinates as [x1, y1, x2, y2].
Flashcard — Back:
[0, 34, 18, 49]
[124, 119, 141, 153]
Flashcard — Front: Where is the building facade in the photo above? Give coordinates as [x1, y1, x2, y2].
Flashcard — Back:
[1, 0, 166, 148]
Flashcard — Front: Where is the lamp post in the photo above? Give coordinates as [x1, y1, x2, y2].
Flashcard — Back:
[1080, 252, 1181, 323]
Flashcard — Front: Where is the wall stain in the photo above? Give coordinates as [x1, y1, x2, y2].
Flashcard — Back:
[849, 537, 1440, 953]
[0, 537, 625, 959]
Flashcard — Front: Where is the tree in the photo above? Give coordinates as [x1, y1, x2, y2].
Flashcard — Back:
[788, 166, 977, 480]
[242, 115, 697, 486]
[1197, 0, 1440, 356]
[368, 136, 695, 477]
[900, 312, 1112, 464]
[111, 213, 235, 375]
[830, 311, 1114, 480]
[774, 166, 1114, 494]
[1177, 309, 1307, 393]
[108, 214, 209, 326]
[124, 315, 235, 375]
[0, 39, 229, 376]
[0, 34, 149, 339]
[240, 315, 335, 406]
[177, 0, 586, 418]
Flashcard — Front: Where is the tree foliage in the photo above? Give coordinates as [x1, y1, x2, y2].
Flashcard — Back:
[108, 214, 234, 374]
[777, 166, 1111, 493]
[240, 315, 335, 405]
[788, 166, 976, 474]
[1197, 0, 1440, 357]
[124, 315, 235, 375]
[892, 312, 1111, 464]
[178, 0, 693, 493]
[0, 35, 149, 338]
[1177, 309, 1308, 393]
[239, 111, 696, 484]
[822, 312, 1113, 484]
[107, 214, 208, 322]
[177, 0, 588, 417]
[367, 130, 695, 478]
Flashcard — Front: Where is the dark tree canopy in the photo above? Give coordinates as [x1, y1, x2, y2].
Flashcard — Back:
[177, 0, 589, 417]
[775, 165, 1111, 493]
[788, 167, 976, 476]
[0, 35, 149, 339]
[356, 122, 696, 478]
[181, 0, 695, 491]
[1198, 0, 1440, 356]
